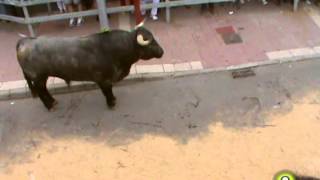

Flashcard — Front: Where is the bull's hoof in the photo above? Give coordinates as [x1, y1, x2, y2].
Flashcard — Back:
[107, 100, 116, 109]
[31, 91, 38, 98]
[47, 100, 58, 112]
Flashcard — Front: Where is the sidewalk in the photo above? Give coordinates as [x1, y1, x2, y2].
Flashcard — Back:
[1, 1, 320, 97]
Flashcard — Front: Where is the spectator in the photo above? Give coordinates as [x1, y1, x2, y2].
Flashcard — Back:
[63, 0, 84, 27]
[141, 0, 160, 21]
[57, 0, 67, 13]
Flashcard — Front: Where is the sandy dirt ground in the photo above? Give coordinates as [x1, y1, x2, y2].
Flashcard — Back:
[1, 92, 320, 180]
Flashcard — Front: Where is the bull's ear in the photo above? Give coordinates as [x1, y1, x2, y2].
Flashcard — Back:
[134, 19, 146, 29]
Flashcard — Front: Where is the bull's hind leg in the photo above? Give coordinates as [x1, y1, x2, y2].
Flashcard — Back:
[98, 82, 116, 108]
[23, 72, 38, 98]
[34, 76, 57, 110]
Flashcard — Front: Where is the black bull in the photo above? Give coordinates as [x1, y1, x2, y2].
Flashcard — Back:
[16, 26, 164, 110]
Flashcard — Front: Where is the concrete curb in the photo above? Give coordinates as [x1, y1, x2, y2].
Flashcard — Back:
[1, 48, 320, 101]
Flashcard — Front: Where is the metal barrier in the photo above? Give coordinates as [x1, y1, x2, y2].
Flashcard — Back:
[0, 0, 299, 37]
[0, 0, 109, 37]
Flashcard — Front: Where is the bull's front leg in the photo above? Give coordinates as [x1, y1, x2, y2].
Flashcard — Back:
[98, 82, 116, 108]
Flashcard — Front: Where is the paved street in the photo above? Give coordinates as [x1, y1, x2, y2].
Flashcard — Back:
[2, 2, 320, 82]
[0, 59, 320, 179]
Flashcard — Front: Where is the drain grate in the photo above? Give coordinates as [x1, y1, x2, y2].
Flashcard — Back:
[221, 33, 243, 44]
[216, 26, 243, 45]
[231, 68, 256, 79]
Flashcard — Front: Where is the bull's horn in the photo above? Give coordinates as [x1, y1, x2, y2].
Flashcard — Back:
[135, 19, 145, 29]
[18, 33, 28, 38]
[137, 34, 151, 46]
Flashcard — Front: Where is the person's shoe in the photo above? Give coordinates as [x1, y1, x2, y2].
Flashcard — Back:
[151, 15, 158, 21]
[77, 17, 84, 26]
[69, 18, 76, 27]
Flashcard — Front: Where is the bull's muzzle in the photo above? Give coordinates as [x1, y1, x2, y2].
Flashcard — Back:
[156, 47, 164, 58]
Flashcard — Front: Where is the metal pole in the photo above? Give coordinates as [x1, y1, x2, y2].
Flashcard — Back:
[21, 0, 35, 37]
[293, 0, 299, 11]
[165, 0, 170, 23]
[96, 0, 109, 30]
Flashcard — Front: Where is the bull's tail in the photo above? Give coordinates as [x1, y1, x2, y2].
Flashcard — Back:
[17, 37, 37, 97]
[23, 72, 38, 98]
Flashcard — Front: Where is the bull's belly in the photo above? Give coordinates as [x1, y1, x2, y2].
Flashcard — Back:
[48, 68, 128, 83]
[50, 71, 108, 82]
[43, 59, 111, 82]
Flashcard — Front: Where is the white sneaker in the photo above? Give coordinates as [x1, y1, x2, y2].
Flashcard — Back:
[77, 17, 84, 26]
[69, 18, 76, 27]
[262, 0, 268, 5]
[151, 15, 158, 21]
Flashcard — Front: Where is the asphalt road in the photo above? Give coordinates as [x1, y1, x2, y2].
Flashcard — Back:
[1, 59, 320, 172]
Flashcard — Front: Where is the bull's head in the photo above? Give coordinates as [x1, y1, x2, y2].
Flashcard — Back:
[134, 22, 164, 60]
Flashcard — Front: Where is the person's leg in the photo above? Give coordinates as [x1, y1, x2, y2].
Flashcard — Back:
[74, 0, 84, 26]
[62, 1, 67, 12]
[57, 1, 64, 13]
[76, 0, 83, 11]
[141, 0, 147, 15]
[64, 0, 73, 12]
[64, 0, 77, 26]
[151, 0, 159, 20]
